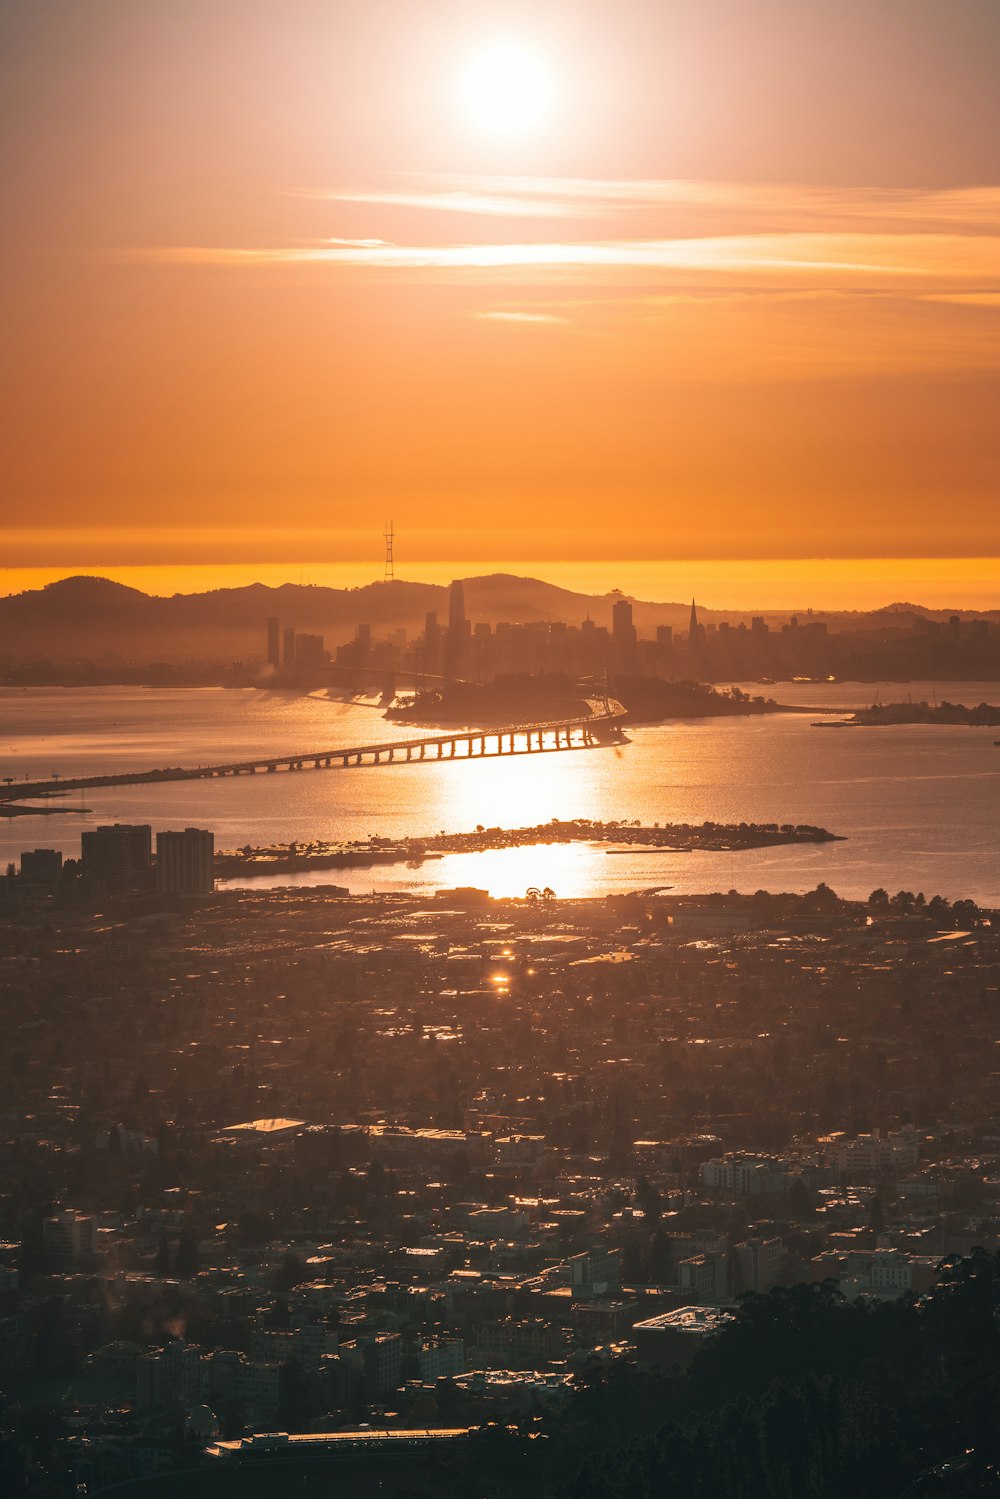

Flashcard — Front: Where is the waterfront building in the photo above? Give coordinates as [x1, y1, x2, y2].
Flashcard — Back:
[81, 824, 152, 886]
[156, 827, 215, 894]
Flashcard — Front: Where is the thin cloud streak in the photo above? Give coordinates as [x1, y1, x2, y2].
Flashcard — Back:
[133, 232, 1000, 283]
[921, 290, 1000, 306]
[474, 310, 571, 324]
[302, 176, 1000, 234]
[300, 188, 579, 219]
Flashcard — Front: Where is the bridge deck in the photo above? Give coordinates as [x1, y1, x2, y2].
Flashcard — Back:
[0, 701, 627, 803]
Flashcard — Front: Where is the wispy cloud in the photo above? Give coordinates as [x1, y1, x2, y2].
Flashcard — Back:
[920, 290, 1000, 307]
[300, 187, 580, 219]
[300, 176, 1000, 235]
[131, 231, 1000, 285]
[473, 310, 571, 324]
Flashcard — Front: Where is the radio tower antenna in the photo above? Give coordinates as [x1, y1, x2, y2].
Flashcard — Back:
[383, 520, 395, 583]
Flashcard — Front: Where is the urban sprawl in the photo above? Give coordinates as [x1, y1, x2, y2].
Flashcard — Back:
[0, 840, 998, 1492]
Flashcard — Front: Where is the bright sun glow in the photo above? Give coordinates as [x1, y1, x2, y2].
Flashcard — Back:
[458, 42, 552, 136]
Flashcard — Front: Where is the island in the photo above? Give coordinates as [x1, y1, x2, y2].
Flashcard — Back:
[389, 673, 781, 727]
[816, 699, 1000, 728]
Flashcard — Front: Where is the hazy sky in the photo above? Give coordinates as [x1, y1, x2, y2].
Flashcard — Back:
[3, 0, 999, 593]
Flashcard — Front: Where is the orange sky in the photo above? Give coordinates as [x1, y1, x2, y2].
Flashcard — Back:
[2, 0, 999, 597]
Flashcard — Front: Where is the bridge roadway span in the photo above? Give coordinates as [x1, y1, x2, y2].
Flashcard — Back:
[1, 700, 628, 803]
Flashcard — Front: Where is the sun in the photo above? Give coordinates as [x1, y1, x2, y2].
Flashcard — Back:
[458, 42, 553, 137]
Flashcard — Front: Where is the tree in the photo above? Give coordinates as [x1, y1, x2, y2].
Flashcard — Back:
[809, 882, 840, 912]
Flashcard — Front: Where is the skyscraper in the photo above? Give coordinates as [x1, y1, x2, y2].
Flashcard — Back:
[156, 828, 215, 894]
[688, 599, 703, 655]
[444, 579, 467, 680]
[423, 611, 440, 676]
[612, 595, 638, 673]
[266, 616, 280, 669]
[294, 633, 325, 668]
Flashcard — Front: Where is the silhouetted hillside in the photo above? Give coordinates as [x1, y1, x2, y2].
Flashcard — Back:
[0, 574, 997, 666]
[0, 574, 682, 664]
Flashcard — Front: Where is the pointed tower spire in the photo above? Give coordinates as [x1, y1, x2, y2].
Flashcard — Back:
[688, 598, 701, 655]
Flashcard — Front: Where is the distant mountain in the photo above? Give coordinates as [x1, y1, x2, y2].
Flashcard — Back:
[0, 573, 996, 665]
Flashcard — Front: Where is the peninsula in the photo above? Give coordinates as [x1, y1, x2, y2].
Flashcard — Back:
[215, 818, 843, 879]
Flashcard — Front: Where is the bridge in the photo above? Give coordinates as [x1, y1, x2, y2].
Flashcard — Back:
[0, 700, 628, 804]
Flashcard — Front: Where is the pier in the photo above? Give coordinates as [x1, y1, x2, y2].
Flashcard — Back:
[0, 700, 627, 805]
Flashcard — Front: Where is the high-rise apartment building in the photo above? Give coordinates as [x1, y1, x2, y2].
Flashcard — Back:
[81, 824, 152, 886]
[156, 828, 215, 894]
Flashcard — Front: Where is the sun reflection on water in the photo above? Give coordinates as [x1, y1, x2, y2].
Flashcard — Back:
[416, 747, 623, 835]
[421, 841, 609, 899]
